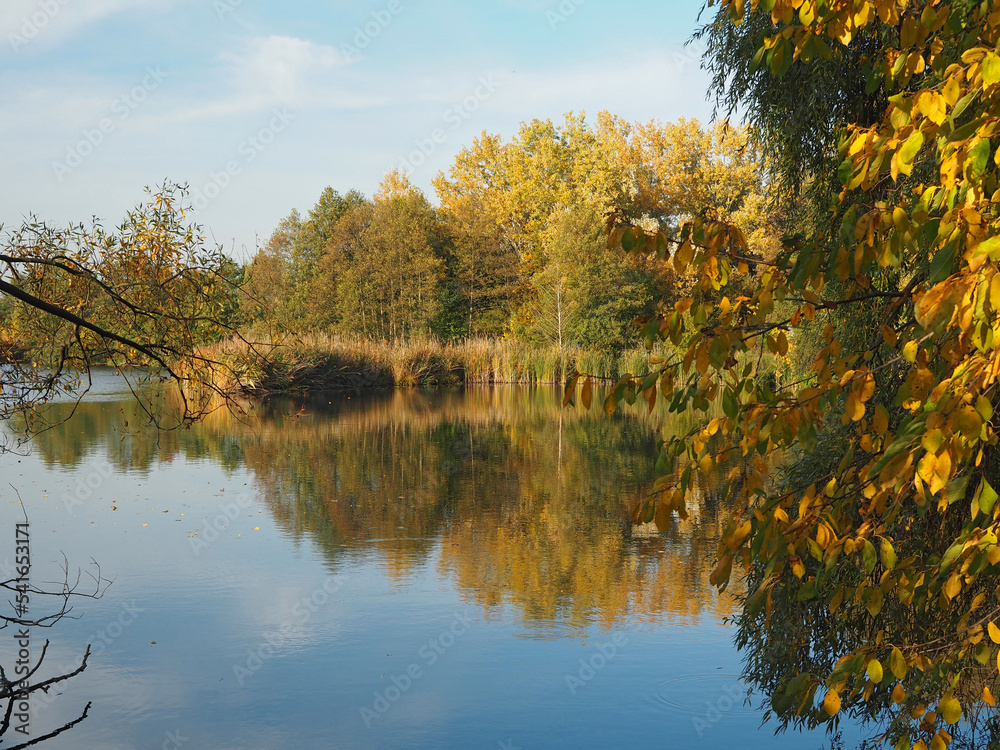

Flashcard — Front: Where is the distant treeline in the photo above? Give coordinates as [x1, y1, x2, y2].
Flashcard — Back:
[241, 112, 777, 353]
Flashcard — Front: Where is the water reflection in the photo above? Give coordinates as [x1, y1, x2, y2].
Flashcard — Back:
[27, 386, 736, 631]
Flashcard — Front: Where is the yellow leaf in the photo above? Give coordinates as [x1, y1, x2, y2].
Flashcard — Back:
[945, 574, 961, 599]
[893, 683, 907, 704]
[867, 659, 884, 684]
[696, 345, 710, 375]
[939, 695, 962, 725]
[988, 621, 1000, 644]
[823, 689, 842, 716]
[874, 406, 890, 435]
[845, 392, 866, 422]
[582, 377, 593, 410]
[985, 686, 996, 707]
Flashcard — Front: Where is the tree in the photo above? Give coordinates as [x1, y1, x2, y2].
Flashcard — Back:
[242, 209, 301, 327]
[519, 208, 655, 352]
[437, 191, 520, 339]
[285, 188, 366, 329]
[575, 1, 1000, 747]
[0, 182, 251, 446]
[335, 173, 445, 341]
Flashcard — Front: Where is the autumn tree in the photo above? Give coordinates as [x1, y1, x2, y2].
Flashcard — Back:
[0, 183, 254, 444]
[242, 209, 301, 327]
[334, 173, 446, 341]
[0, 183, 249, 745]
[572, 1, 1000, 748]
[435, 113, 777, 346]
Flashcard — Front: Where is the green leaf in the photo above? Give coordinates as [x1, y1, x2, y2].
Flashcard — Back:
[949, 115, 990, 143]
[770, 37, 792, 78]
[979, 479, 999, 516]
[952, 90, 978, 122]
[862, 540, 878, 574]
[940, 539, 965, 570]
[797, 577, 818, 601]
[897, 130, 925, 174]
[929, 243, 956, 283]
[881, 539, 898, 571]
[967, 137, 992, 179]
[839, 158, 855, 186]
[723, 388, 738, 419]
[946, 473, 971, 506]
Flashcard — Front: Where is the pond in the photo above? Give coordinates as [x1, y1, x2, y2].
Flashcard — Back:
[0, 371, 861, 749]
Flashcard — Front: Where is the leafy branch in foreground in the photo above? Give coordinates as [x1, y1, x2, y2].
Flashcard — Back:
[567, 1, 1000, 747]
[0, 182, 270, 451]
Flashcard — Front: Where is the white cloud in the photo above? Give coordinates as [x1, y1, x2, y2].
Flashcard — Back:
[221, 35, 352, 103]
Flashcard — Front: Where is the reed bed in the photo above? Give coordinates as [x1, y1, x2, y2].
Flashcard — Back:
[197, 334, 669, 396]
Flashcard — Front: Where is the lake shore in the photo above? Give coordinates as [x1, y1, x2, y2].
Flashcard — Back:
[195, 335, 659, 396]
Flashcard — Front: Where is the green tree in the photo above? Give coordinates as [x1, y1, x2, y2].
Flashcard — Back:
[286, 187, 366, 328]
[519, 208, 654, 351]
[335, 173, 445, 341]
[242, 209, 300, 327]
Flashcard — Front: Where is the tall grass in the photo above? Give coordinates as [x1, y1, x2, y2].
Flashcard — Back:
[197, 334, 670, 396]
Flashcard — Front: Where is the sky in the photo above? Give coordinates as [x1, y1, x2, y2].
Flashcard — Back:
[0, 0, 716, 261]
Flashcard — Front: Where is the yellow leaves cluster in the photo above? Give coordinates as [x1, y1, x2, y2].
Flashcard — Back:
[587, 0, 1000, 742]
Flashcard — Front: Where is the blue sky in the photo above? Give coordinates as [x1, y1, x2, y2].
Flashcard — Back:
[0, 0, 715, 260]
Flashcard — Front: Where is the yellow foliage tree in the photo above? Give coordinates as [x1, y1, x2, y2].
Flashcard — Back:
[575, 1, 1000, 746]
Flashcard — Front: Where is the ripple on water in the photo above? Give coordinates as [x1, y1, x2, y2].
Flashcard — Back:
[652, 674, 759, 717]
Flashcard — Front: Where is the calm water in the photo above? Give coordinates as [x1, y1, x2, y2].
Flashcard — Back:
[0, 372, 856, 749]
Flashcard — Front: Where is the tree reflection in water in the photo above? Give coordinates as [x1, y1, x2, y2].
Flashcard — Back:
[27, 386, 739, 634]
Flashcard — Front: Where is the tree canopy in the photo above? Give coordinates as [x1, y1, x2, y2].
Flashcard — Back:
[244, 114, 776, 352]
[569, 0, 1000, 747]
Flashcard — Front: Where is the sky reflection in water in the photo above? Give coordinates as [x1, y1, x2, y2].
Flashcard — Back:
[0, 374, 858, 749]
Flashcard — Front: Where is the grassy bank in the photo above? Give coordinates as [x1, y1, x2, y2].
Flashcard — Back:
[197, 335, 661, 396]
